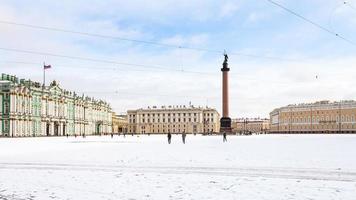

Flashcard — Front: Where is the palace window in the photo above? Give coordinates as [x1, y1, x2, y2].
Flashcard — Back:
[4, 102, 9, 113]
[4, 120, 9, 132]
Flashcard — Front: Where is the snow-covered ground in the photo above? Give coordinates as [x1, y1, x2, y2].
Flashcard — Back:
[0, 134, 356, 200]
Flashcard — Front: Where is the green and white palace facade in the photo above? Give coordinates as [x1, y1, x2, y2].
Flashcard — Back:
[0, 74, 112, 137]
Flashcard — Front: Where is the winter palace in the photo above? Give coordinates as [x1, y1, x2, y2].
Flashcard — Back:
[0, 74, 112, 137]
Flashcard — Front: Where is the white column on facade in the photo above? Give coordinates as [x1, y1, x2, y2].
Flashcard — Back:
[11, 94, 15, 113]
[17, 120, 20, 136]
[9, 120, 13, 137]
[22, 120, 25, 136]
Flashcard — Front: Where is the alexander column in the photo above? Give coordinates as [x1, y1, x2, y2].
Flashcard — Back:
[220, 53, 232, 133]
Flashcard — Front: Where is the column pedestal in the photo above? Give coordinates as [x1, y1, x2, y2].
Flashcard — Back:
[220, 117, 232, 132]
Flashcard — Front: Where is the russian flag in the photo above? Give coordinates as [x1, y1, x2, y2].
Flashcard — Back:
[44, 64, 51, 70]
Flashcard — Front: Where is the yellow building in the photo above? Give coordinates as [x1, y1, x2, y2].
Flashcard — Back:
[270, 100, 356, 134]
[127, 105, 220, 134]
[232, 118, 269, 134]
[112, 114, 127, 134]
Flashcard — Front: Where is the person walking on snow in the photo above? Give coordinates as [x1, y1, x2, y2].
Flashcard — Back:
[223, 132, 227, 142]
[182, 132, 186, 144]
[167, 132, 172, 144]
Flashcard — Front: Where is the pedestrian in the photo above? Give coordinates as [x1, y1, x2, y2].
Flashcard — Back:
[74, 134, 77, 138]
[66, 134, 69, 138]
[111, 133, 113, 138]
[167, 132, 172, 144]
[182, 132, 186, 144]
[223, 132, 227, 142]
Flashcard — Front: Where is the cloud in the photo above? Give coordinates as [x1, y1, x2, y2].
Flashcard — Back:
[219, 1, 240, 18]
[1, 0, 356, 119]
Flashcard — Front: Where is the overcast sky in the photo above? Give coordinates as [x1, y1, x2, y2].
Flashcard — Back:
[0, 0, 356, 118]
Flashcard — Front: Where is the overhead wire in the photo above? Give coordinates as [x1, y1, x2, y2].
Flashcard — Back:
[0, 47, 217, 75]
[266, 0, 356, 46]
[0, 20, 311, 61]
[343, 1, 356, 11]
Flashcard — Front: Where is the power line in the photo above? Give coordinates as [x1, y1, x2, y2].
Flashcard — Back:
[0, 20, 309, 61]
[344, 1, 356, 11]
[0, 20, 220, 53]
[80, 90, 220, 99]
[266, 0, 356, 46]
[0, 47, 216, 75]
[2, 60, 348, 85]
[0, 60, 176, 73]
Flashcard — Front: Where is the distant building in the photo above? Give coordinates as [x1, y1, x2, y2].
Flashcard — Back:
[232, 118, 269, 134]
[270, 100, 356, 134]
[0, 74, 112, 137]
[127, 105, 220, 134]
[112, 113, 128, 134]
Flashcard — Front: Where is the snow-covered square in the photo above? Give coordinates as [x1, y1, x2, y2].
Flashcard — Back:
[0, 134, 356, 200]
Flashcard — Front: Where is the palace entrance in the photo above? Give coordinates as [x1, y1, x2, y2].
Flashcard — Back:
[54, 122, 59, 136]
